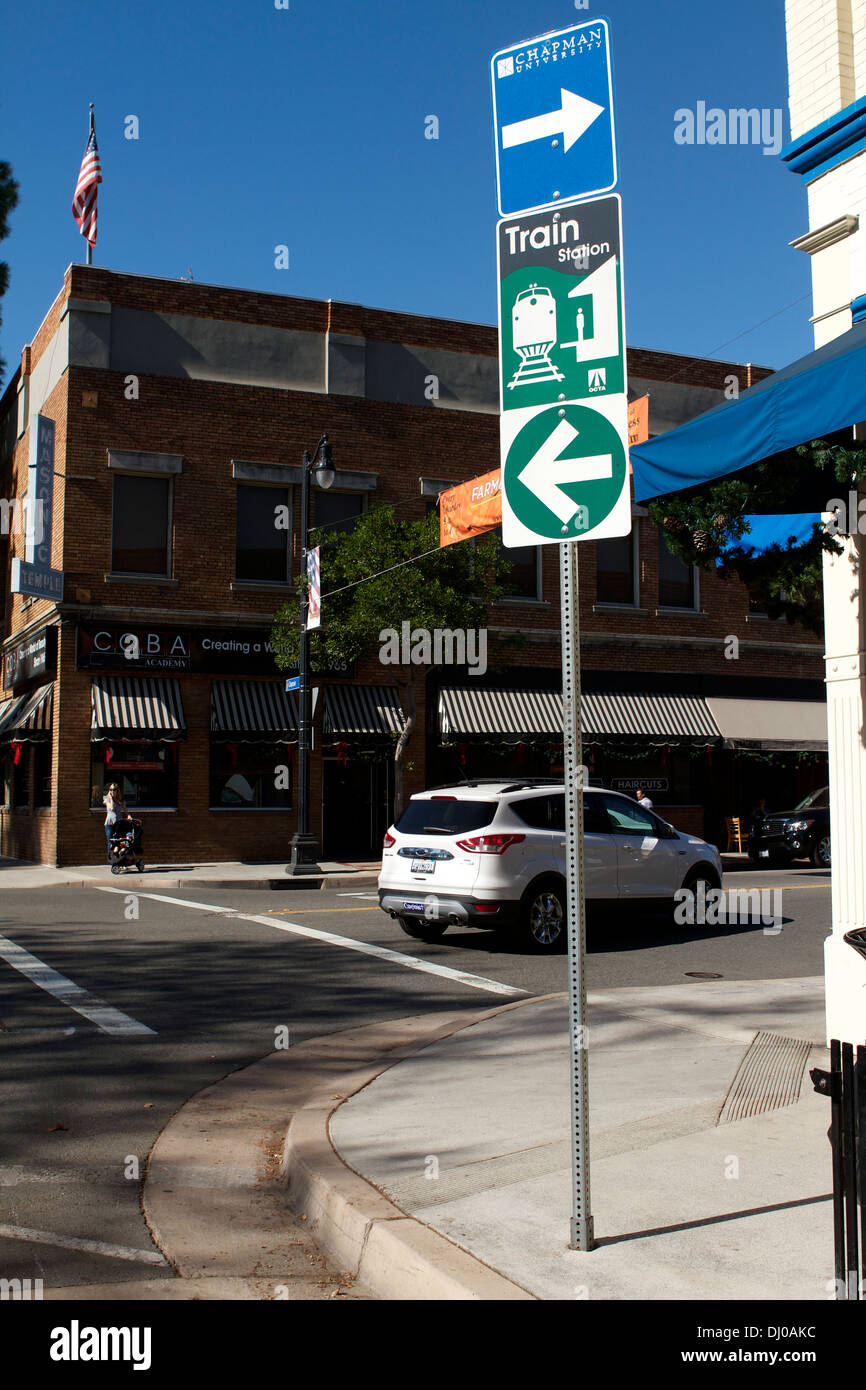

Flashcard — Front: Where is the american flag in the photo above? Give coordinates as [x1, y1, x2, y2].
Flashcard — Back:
[72, 122, 102, 246]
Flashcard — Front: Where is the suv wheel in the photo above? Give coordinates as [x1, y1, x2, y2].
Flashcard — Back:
[522, 879, 567, 953]
[397, 916, 449, 942]
[677, 865, 722, 918]
[810, 835, 831, 868]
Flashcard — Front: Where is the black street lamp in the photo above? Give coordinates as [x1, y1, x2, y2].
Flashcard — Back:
[287, 433, 334, 875]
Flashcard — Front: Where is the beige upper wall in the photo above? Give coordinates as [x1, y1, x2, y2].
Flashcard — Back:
[785, 0, 866, 140]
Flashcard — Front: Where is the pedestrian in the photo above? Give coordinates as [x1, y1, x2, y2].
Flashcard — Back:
[635, 787, 654, 811]
[102, 782, 128, 862]
[749, 796, 768, 831]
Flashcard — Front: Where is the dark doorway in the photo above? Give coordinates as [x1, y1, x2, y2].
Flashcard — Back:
[322, 756, 393, 860]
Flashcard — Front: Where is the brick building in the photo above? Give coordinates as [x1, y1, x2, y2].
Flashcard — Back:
[0, 265, 827, 865]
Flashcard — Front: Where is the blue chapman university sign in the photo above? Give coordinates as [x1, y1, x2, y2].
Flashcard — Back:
[11, 414, 64, 602]
[491, 19, 617, 217]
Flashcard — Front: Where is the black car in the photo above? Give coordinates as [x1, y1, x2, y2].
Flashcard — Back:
[748, 786, 831, 867]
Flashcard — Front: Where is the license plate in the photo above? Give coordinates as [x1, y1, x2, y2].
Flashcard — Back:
[402, 901, 424, 913]
[411, 859, 435, 874]
[759, 849, 769, 858]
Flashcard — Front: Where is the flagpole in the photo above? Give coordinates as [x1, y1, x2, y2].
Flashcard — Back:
[86, 105, 94, 266]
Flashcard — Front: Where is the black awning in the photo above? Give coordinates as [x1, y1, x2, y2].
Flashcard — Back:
[91, 676, 186, 741]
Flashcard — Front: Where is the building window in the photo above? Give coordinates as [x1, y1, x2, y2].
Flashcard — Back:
[492, 527, 541, 600]
[11, 744, 29, 807]
[35, 740, 52, 807]
[314, 491, 364, 537]
[658, 531, 697, 608]
[209, 742, 293, 809]
[90, 742, 179, 809]
[111, 475, 172, 576]
[596, 534, 636, 605]
[236, 485, 290, 583]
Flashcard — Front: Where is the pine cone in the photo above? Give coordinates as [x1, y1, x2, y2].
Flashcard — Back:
[663, 515, 685, 534]
[693, 529, 713, 552]
[712, 514, 728, 530]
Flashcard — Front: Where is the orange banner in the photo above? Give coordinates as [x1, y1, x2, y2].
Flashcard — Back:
[628, 395, 649, 447]
[439, 469, 502, 547]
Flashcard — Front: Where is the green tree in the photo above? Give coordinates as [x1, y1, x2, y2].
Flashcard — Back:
[0, 160, 20, 388]
[646, 439, 858, 634]
[271, 505, 514, 816]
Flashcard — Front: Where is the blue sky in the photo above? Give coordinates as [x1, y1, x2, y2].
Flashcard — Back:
[2, 0, 810, 383]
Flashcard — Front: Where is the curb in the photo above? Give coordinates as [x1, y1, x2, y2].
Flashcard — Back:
[143, 1004, 545, 1300]
[281, 1002, 547, 1301]
[6, 870, 380, 892]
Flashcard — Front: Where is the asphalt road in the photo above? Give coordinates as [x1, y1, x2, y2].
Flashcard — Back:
[0, 864, 831, 1293]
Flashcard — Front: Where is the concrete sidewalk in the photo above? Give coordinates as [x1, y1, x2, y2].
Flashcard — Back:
[315, 977, 834, 1300]
[0, 855, 379, 891]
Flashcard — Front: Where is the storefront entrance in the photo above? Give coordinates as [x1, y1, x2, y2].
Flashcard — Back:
[322, 756, 393, 861]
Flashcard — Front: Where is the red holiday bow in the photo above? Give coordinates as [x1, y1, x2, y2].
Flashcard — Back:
[337, 742, 348, 767]
[226, 742, 238, 769]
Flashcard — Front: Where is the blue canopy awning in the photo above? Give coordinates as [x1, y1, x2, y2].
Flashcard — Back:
[630, 319, 866, 503]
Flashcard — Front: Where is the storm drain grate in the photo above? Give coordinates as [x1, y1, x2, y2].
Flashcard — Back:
[717, 1030, 812, 1126]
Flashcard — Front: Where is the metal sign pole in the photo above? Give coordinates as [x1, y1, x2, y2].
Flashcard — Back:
[560, 539, 594, 1251]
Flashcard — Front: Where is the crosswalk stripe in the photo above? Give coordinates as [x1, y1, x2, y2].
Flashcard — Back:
[0, 935, 156, 1036]
[0, 1223, 167, 1264]
[96, 889, 526, 999]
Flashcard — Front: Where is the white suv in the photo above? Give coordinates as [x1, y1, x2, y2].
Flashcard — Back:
[378, 779, 722, 952]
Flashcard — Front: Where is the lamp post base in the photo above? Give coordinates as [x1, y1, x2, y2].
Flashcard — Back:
[286, 833, 321, 875]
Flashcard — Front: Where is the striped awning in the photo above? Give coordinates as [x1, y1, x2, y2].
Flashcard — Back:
[0, 683, 54, 740]
[211, 680, 298, 739]
[438, 687, 721, 744]
[324, 685, 405, 736]
[91, 676, 186, 740]
[0, 685, 54, 741]
[0, 696, 19, 737]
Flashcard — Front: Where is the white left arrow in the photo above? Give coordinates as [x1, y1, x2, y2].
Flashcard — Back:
[518, 420, 612, 524]
[501, 88, 605, 154]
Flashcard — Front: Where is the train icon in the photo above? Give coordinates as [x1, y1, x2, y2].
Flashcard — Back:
[507, 285, 565, 389]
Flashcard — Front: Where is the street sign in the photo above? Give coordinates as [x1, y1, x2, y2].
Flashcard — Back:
[10, 415, 64, 601]
[498, 193, 630, 546]
[491, 20, 617, 217]
[285, 676, 301, 692]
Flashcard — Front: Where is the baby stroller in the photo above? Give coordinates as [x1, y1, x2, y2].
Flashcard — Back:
[109, 817, 145, 874]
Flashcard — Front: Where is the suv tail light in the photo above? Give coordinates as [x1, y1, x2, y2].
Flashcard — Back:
[455, 834, 526, 854]
[383, 831, 396, 849]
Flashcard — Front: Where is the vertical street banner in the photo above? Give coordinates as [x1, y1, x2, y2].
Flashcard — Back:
[628, 394, 649, 447]
[306, 546, 321, 630]
[497, 194, 631, 547]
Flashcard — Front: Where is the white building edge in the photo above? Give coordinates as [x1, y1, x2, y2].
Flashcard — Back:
[784, 0, 866, 1042]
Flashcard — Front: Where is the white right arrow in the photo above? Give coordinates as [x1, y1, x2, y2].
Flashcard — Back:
[501, 88, 605, 154]
[518, 420, 612, 524]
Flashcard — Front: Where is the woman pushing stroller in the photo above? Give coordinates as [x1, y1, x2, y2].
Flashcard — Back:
[102, 782, 145, 873]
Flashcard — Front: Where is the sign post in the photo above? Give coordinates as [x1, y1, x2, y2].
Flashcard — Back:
[492, 20, 628, 1252]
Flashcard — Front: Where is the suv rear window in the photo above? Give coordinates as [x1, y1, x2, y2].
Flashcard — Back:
[396, 799, 496, 836]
